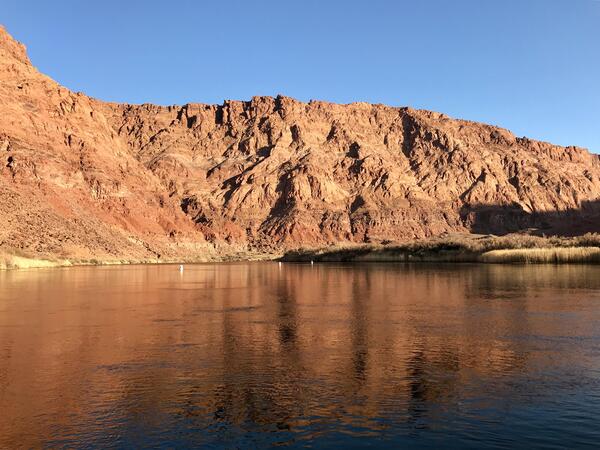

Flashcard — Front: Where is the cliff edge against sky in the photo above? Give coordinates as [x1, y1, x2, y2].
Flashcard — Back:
[1, 26, 599, 263]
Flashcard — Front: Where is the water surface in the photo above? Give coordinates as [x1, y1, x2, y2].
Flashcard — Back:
[1, 263, 600, 448]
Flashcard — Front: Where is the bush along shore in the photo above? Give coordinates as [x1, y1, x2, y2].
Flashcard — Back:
[281, 233, 600, 264]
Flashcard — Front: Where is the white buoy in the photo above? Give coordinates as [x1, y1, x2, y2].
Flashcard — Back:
[278, 261, 282, 268]
[310, 260, 314, 265]
[179, 264, 184, 273]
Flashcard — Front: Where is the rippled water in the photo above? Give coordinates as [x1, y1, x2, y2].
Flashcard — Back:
[1, 263, 600, 448]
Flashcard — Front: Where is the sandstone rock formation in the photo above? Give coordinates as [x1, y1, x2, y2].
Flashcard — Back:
[1, 26, 599, 262]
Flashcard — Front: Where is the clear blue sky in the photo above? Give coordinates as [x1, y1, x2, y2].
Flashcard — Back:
[2, 0, 599, 152]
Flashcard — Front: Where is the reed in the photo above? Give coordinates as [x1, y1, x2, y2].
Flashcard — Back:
[480, 247, 600, 264]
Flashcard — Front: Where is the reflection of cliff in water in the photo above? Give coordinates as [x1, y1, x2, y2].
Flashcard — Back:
[2, 263, 600, 446]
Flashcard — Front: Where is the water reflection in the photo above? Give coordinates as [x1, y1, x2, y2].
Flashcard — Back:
[1, 263, 600, 448]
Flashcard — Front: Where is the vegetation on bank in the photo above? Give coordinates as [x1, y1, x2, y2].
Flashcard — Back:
[281, 233, 600, 264]
[4, 233, 600, 269]
[0, 255, 68, 270]
[480, 247, 600, 264]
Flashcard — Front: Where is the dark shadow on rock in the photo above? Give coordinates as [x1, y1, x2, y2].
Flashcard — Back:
[460, 199, 600, 237]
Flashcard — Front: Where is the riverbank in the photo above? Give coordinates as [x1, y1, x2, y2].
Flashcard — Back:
[281, 233, 600, 264]
[4, 233, 600, 269]
[0, 251, 275, 270]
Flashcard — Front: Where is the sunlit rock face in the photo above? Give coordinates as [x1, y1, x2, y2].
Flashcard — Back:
[1, 25, 599, 261]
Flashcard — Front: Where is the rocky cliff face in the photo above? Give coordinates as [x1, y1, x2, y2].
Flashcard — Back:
[1, 26, 599, 261]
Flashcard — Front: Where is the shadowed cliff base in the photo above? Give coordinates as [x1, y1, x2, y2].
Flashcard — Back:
[283, 200, 600, 264]
[461, 199, 600, 236]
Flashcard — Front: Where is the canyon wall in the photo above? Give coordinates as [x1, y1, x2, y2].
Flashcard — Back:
[1, 26, 599, 261]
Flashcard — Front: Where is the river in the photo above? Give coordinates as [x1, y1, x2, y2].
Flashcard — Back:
[1, 263, 600, 448]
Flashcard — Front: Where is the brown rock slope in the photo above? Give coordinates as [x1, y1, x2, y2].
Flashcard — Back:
[1, 26, 599, 262]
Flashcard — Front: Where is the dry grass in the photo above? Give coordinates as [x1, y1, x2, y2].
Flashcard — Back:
[0, 254, 71, 270]
[480, 247, 600, 264]
[396, 233, 600, 254]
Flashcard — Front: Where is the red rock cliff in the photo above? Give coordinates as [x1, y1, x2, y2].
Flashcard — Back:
[1, 26, 599, 261]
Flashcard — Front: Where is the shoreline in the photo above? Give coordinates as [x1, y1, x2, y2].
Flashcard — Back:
[281, 234, 600, 265]
[0, 253, 279, 271]
[4, 234, 600, 270]
[282, 246, 600, 264]
[4, 250, 600, 271]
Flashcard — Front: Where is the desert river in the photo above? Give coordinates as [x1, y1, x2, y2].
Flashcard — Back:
[1, 263, 600, 448]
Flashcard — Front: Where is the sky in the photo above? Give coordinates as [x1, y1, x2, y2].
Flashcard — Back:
[2, 0, 599, 152]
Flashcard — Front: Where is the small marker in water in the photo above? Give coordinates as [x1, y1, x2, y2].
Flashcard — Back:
[179, 264, 184, 273]
[311, 260, 314, 265]
[278, 261, 282, 267]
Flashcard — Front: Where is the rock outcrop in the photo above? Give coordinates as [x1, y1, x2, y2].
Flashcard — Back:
[1, 26, 599, 262]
